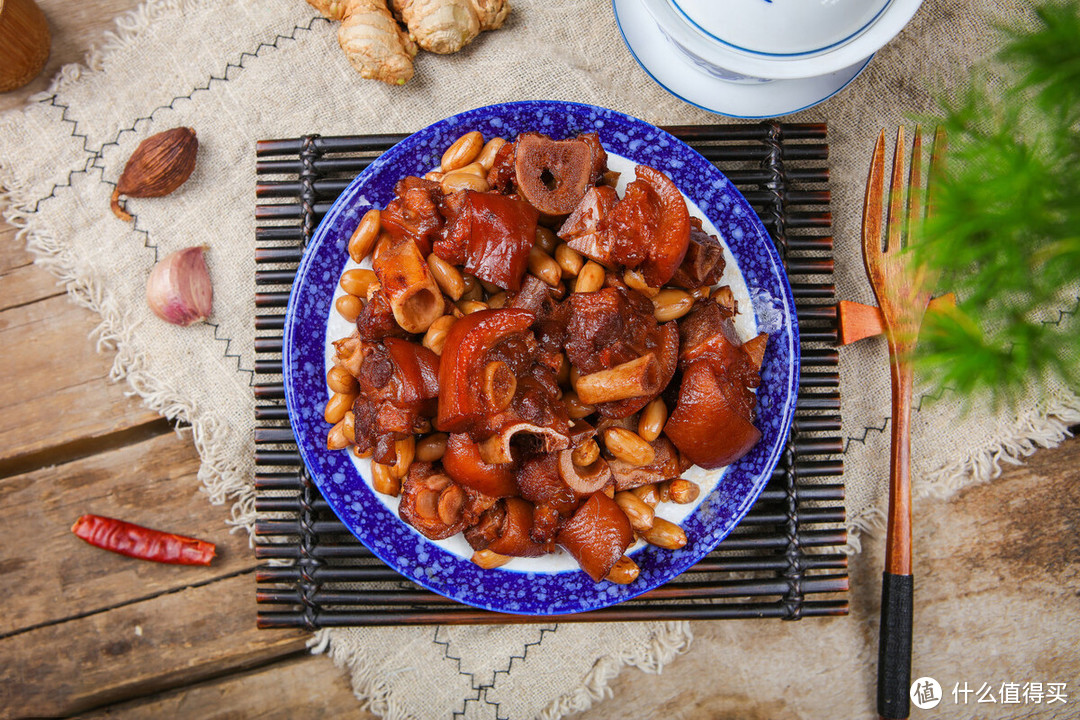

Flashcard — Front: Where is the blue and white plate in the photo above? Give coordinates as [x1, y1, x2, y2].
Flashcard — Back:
[283, 101, 800, 615]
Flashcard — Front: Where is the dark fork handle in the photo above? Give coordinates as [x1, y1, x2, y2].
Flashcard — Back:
[877, 572, 913, 719]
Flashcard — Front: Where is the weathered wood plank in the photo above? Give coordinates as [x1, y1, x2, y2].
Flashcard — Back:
[0, 292, 162, 471]
[0, 261, 66, 311]
[0, 572, 308, 719]
[81, 652, 372, 720]
[0, 0, 145, 115]
[0, 430, 254, 636]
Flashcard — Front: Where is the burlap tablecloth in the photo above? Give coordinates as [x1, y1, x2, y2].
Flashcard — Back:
[2, 0, 1077, 717]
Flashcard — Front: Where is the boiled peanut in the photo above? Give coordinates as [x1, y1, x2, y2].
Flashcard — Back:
[623, 269, 659, 298]
[614, 491, 655, 532]
[371, 461, 400, 497]
[691, 285, 711, 301]
[528, 246, 562, 287]
[423, 315, 456, 355]
[574, 261, 605, 293]
[416, 432, 449, 462]
[372, 232, 393, 265]
[556, 353, 571, 386]
[340, 268, 378, 297]
[602, 427, 656, 467]
[327, 365, 358, 395]
[390, 436, 415, 479]
[487, 291, 508, 309]
[342, 410, 357, 444]
[457, 299, 488, 315]
[460, 273, 484, 301]
[335, 294, 362, 322]
[605, 555, 640, 584]
[476, 137, 507, 170]
[327, 420, 350, 450]
[352, 446, 373, 459]
[652, 288, 694, 321]
[667, 478, 700, 504]
[571, 438, 600, 467]
[441, 170, 490, 194]
[632, 483, 660, 507]
[569, 365, 581, 388]
[472, 549, 512, 569]
[640, 517, 687, 549]
[427, 253, 466, 300]
[457, 161, 486, 177]
[478, 277, 501, 295]
[637, 398, 667, 443]
[534, 226, 559, 254]
[423, 170, 444, 182]
[562, 390, 594, 420]
[324, 391, 357, 424]
[554, 243, 584, 277]
[348, 208, 381, 263]
[441, 131, 484, 172]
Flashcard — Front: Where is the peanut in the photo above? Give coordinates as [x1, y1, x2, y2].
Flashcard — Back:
[487, 291, 507, 309]
[423, 170, 444, 182]
[457, 161, 486, 177]
[460, 273, 483, 301]
[348, 208, 381, 263]
[334, 294, 362, 322]
[390, 436, 415, 479]
[352, 446, 373, 459]
[340, 268, 378, 297]
[327, 365, 358, 395]
[640, 517, 687, 549]
[666, 478, 700, 504]
[574, 261, 605, 293]
[528, 246, 562, 287]
[327, 419, 350, 450]
[423, 315, 456, 355]
[712, 285, 737, 314]
[371, 461, 400, 496]
[652, 288, 694, 321]
[614, 491, 655, 532]
[427, 253, 466, 300]
[478, 277, 501, 294]
[457, 299, 489, 315]
[324, 391, 356, 424]
[691, 285, 711, 301]
[556, 353, 571, 386]
[632, 483, 660, 507]
[605, 555, 640, 584]
[571, 438, 600, 467]
[562, 390, 594, 420]
[602, 427, 656, 467]
[534, 226, 559, 254]
[476, 137, 507, 171]
[342, 410, 357, 444]
[416, 432, 449, 462]
[441, 131, 484, 172]
[554, 243, 584, 277]
[441, 170, 490, 194]
[637, 398, 667, 443]
[472, 548, 512, 569]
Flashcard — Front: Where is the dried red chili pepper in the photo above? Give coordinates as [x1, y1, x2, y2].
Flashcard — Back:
[71, 514, 216, 566]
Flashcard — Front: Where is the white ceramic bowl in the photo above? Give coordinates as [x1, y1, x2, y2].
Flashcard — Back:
[642, 0, 924, 81]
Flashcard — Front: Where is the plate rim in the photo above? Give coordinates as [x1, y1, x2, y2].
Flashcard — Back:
[282, 100, 801, 615]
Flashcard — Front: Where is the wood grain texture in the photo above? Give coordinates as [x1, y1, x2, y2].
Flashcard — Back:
[81, 653, 375, 720]
[0, 431, 255, 635]
[0, 573, 309, 719]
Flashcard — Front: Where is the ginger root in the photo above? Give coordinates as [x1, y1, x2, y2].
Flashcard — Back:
[307, 0, 509, 85]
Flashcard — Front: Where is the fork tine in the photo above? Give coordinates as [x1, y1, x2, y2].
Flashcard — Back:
[926, 126, 947, 216]
[905, 126, 924, 247]
[862, 130, 886, 271]
[885, 126, 906, 253]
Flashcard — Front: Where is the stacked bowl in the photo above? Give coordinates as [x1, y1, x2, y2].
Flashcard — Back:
[613, 0, 925, 117]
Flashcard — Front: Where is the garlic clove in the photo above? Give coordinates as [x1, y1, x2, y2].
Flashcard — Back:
[146, 246, 213, 326]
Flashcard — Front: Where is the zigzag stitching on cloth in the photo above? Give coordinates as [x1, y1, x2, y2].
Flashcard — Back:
[30, 154, 98, 213]
[842, 385, 952, 453]
[1040, 294, 1079, 327]
[479, 625, 559, 716]
[432, 627, 480, 720]
[93, 14, 329, 157]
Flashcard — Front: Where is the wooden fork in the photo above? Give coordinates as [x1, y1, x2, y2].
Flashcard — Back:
[862, 126, 946, 720]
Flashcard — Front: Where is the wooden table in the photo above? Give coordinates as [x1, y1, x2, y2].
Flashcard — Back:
[2, 2, 1078, 718]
